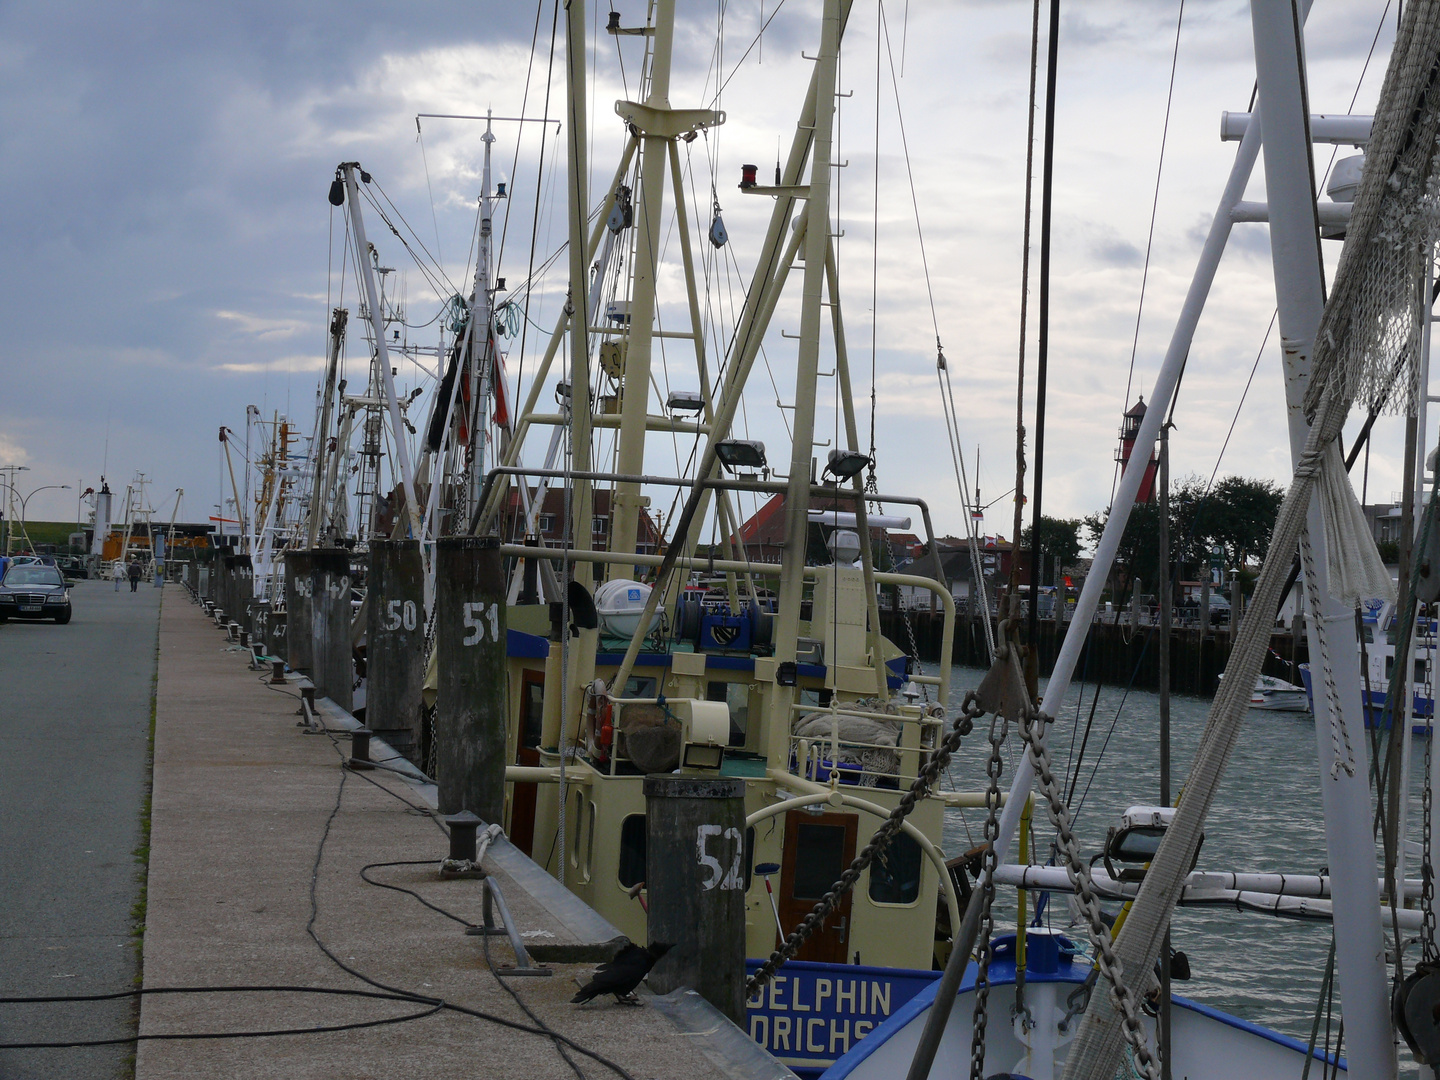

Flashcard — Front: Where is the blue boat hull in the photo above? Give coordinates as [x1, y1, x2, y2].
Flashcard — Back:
[1298, 664, 1431, 733]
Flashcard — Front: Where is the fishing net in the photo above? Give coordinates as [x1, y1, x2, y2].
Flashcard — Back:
[1063, 3, 1440, 1077]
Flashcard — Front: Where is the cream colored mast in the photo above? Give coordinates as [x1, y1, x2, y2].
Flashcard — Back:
[606, 0, 677, 576]
[765, 0, 842, 735]
[564, 0, 594, 594]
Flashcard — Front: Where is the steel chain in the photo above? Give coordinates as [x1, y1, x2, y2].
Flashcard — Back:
[1425, 633, 1437, 961]
[743, 695, 982, 997]
[900, 611, 930, 702]
[1019, 706, 1161, 1080]
[969, 710, 1009, 1080]
[421, 608, 439, 777]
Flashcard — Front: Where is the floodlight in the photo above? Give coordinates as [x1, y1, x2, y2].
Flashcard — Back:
[825, 449, 872, 480]
[667, 390, 705, 413]
[715, 439, 766, 470]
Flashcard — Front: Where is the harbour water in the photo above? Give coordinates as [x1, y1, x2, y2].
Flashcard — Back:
[937, 661, 1424, 1052]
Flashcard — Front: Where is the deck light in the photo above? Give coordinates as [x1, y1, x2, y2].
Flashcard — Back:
[667, 390, 705, 413]
[1104, 805, 1203, 881]
[715, 439, 766, 471]
[825, 448, 872, 480]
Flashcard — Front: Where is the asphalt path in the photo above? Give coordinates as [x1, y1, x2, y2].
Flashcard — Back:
[0, 576, 162, 1079]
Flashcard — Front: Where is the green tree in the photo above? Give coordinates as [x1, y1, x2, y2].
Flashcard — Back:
[1083, 473, 1283, 596]
[1021, 516, 1083, 585]
[1197, 475, 1284, 567]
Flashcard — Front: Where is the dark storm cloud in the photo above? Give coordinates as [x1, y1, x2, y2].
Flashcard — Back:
[0, 2, 545, 506]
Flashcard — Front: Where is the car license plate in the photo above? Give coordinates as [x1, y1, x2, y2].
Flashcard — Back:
[19, 605, 40, 612]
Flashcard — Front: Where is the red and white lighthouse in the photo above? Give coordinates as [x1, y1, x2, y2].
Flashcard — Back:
[1116, 396, 1159, 503]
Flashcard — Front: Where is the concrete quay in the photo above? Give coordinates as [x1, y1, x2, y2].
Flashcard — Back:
[137, 588, 792, 1079]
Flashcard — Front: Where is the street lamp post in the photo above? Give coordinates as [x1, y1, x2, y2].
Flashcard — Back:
[0, 465, 32, 554]
[16, 485, 73, 555]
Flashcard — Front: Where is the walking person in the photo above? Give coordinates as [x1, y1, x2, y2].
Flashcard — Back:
[112, 560, 125, 592]
[127, 558, 142, 593]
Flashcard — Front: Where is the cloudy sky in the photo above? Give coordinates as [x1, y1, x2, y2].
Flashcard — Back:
[0, 0, 1408, 547]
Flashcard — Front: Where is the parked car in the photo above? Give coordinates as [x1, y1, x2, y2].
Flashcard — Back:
[56, 556, 89, 579]
[0, 564, 73, 623]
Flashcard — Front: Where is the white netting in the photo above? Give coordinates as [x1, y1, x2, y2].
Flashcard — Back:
[1318, 439, 1396, 605]
[1063, 3, 1440, 1077]
[1304, 32, 1440, 420]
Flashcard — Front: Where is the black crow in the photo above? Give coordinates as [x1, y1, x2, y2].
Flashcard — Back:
[570, 942, 674, 1005]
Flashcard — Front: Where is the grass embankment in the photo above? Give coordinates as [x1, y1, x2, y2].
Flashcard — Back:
[6, 520, 80, 549]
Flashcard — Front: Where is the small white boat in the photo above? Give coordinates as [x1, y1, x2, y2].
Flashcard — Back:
[1216, 673, 1310, 712]
[1248, 674, 1309, 712]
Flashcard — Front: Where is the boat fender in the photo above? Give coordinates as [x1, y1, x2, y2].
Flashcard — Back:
[598, 700, 614, 751]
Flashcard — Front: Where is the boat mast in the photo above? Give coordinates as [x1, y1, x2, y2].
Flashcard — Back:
[340, 163, 425, 545]
[562, 0, 598, 720]
[1247, 1, 1391, 1071]
[766, 0, 842, 718]
[307, 309, 346, 547]
[467, 112, 499, 522]
[606, 0, 676, 578]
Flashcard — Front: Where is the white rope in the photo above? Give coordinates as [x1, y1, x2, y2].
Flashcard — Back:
[1299, 525, 1357, 778]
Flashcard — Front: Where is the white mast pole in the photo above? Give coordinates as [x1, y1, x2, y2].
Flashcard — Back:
[470, 113, 497, 518]
[341, 164, 425, 545]
[1247, 2, 1392, 1073]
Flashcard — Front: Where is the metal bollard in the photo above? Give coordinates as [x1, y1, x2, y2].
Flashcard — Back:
[446, 810, 482, 863]
[434, 537, 506, 820]
[643, 775, 748, 1023]
[309, 548, 353, 712]
[346, 727, 375, 770]
[270, 660, 287, 685]
[365, 539, 425, 763]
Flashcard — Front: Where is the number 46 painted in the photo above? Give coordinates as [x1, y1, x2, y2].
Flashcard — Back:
[462, 602, 500, 646]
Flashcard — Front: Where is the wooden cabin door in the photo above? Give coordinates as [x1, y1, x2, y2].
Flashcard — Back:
[509, 671, 545, 856]
[779, 811, 858, 964]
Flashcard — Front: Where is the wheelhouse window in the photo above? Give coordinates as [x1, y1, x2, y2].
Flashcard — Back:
[868, 831, 922, 905]
[618, 814, 646, 888]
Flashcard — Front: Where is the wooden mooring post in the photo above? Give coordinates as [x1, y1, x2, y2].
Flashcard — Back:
[284, 549, 315, 676]
[643, 775, 747, 1023]
[310, 548, 353, 711]
[435, 537, 506, 821]
[366, 539, 425, 763]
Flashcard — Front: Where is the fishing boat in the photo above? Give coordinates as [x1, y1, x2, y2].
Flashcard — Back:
[194, 0, 1440, 1076]
[823, 0, 1440, 1076]
[246, 5, 983, 1073]
[1297, 598, 1436, 731]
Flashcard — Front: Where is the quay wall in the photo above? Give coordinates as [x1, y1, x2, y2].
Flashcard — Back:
[883, 610, 1308, 698]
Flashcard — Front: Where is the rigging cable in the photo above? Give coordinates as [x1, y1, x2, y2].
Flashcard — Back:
[1117, 0, 1187, 437]
[1009, 0, 1041, 615]
[1024, 0, 1061, 650]
[514, 0, 564, 436]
